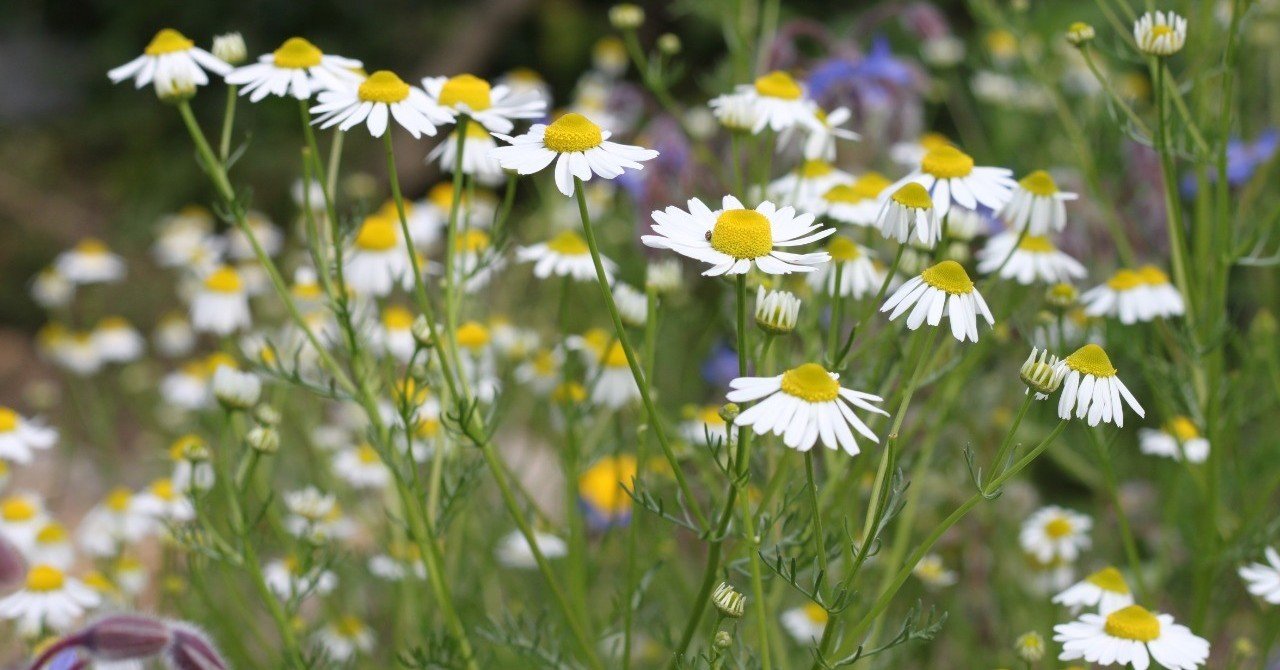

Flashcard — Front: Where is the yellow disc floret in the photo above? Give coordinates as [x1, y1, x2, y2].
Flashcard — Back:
[920, 146, 975, 179]
[1019, 170, 1059, 197]
[0, 408, 17, 433]
[1106, 269, 1143, 291]
[145, 29, 194, 56]
[603, 341, 629, 368]
[382, 306, 414, 330]
[1104, 605, 1161, 642]
[1166, 416, 1199, 440]
[578, 455, 637, 515]
[710, 209, 773, 260]
[890, 182, 933, 210]
[355, 217, 398, 251]
[1017, 235, 1057, 253]
[358, 71, 411, 104]
[1064, 344, 1117, 378]
[754, 71, 803, 100]
[543, 113, 604, 153]
[26, 565, 65, 593]
[1044, 516, 1074, 538]
[203, 267, 243, 294]
[1085, 567, 1130, 594]
[439, 74, 492, 111]
[272, 37, 323, 69]
[827, 237, 862, 262]
[546, 230, 590, 256]
[455, 321, 490, 350]
[1, 496, 37, 521]
[1137, 265, 1170, 286]
[454, 229, 491, 254]
[803, 602, 830, 624]
[798, 160, 834, 178]
[921, 260, 975, 295]
[779, 363, 840, 403]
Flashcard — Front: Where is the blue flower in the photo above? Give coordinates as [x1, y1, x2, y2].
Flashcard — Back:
[1181, 129, 1277, 196]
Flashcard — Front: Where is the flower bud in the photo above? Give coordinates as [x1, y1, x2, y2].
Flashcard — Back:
[1045, 282, 1078, 310]
[1019, 347, 1065, 399]
[1066, 22, 1096, 46]
[657, 33, 681, 55]
[212, 366, 261, 411]
[246, 426, 279, 454]
[645, 259, 683, 295]
[211, 33, 247, 65]
[84, 614, 172, 661]
[755, 286, 801, 335]
[253, 404, 281, 426]
[411, 315, 435, 348]
[713, 630, 732, 649]
[1014, 631, 1045, 662]
[711, 582, 745, 618]
[609, 4, 645, 30]
[166, 623, 229, 670]
[718, 403, 739, 423]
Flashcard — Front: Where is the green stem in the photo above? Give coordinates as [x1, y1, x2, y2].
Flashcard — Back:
[1087, 429, 1150, 600]
[219, 86, 237, 163]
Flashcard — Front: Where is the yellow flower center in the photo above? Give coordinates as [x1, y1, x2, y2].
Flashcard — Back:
[335, 616, 366, 637]
[357, 443, 380, 464]
[1019, 170, 1059, 197]
[780, 363, 840, 403]
[145, 28, 194, 56]
[603, 341, 629, 368]
[355, 217, 398, 251]
[578, 455, 638, 514]
[1017, 235, 1057, 253]
[1149, 25, 1175, 40]
[710, 209, 773, 260]
[464, 122, 492, 139]
[150, 479, 176, 501]
[75, 238, 110, 255]
[697, 406, 725, 425]
[919, 133, 952, 152]
[804, 602, 830, 624]
[169, 434, 206, 461]
[553, 382, 587, 404]
[272, 37, 323, 69]
[754, 71, 803, 100]
[358, 70, 411, 104]
[798, 160, 834, 178]
[1044, 517, 1074, 538]
[455, 229, 492, 254]
[1106, 269, 1144, 291]
[921, 146, 975, 179]
[921, 260, 974, 295]
[1104, 605, 1161, 642]
[205, 352, 238, 375]
[822, 184, 860, 204]
[1085, 566, 1131, 594]
[1065, 343, 1117, 378]
[546, 230, 590, 256]
[1137, 265, 1170, 286]
[382, 306, 414, 330]
[532, 350, 556, 375]
[439, 74, 492, 111]
[36, 523, 67, 544]
[106, 488, 132, 512]
[456, 321, 490, 350]
[0, 407, 17, 433]
[1, 497, 37, 521]
[26, 565, 65, 593]
[890, 182, 934, 210]
[1166, 416, 1199, 440]
[203, 267, 243, 294]
[415, 418, 441, 439]
[543, 113, 605, 153]
[851, 171, 892, 199]
[827, 237, 862, 262]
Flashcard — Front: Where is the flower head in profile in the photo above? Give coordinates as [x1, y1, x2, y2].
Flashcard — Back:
[1054, 344, 1145, 427]
[881, 261, 994, 343]
[495, 530, 568, 569]
[108, 28, 231, 93]
[344, 215, 412, 297]
[225, 37, 363, 102]
[311, 70, 452, 138]
[1082, 267, 1183, 324]
[727, 362, 886, 456]
[977, 232, 1086, 285]
[1020, 347, 1066, 399]
[316, 615, 376, 662]
[1134, 11, 1187, 56]
[888, 144, 1016, 219]
[490, 112, 658, 196]
[808, 237, 883, 299]
[1000, 170, 1078, 235]
[0, 564, 100, 636]
[92, 316, 146, 364]
[191, 266, 251, 335]
[876, 183, 939, 246]
[428, 123, 506, 185]
[1239, 547, 1280, 605]
[1054, 566, 1136, 614]
[710, 71, 822, 134]
[570, 330, 638, 410]
[643, 196, 833, 276]
[754, 286, 801, 335]
[781, 602, 828, 643]
[517, 230, 615, 282]
[0, 407, 57, 464]
[812, 172, 892, 226]
[56, 239, 126, 285]
[1054, 605, 1209, 669]
[1138, 416, 1209, 463]
[421, 73, 547, 134]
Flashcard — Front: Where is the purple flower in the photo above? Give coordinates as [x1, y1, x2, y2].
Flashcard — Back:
[701, 342, 740, 389]
[1181, 129, 1278, 196]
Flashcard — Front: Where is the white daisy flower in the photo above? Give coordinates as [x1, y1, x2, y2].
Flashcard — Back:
[767, 159, 854, 208]
[374, 305, 418, 363]
[428, 124, 506, 186]
[131, 478, 195, 524]
[796, 106, 859, 161]
[316, 616, 375, 662]
[1054, 344, 1145, 427]
[107, 28, 231, 92]
[225, 211, 284, 261]
[44, 330, 101, 377]
[712, 71, 822, 134]
[490, 111, 658, 196]
[1053, 566, 1136, 614]
[977, 232, 1087, 285]
[1026, 553, 1078, 596]
[344, 215, 411, 297]
[999, 170, 1078, 235]
[424, 181, 497, 231]
[333, 443, 391, 490]
[680, 405, 730, 447]
[169, 434, 214, 494]
[1134, 11, 1187, 56]
[1082, 266, 1184, 324]
[454, 322, 502, 403]
[494, 529, 568, 569]
[55, 239, 125, 285]
[29, 268, 74, 310]
[29, 522, 74, 571]
[572, 331, 639, 410]
[311, 70, 451, 138]
[0, 564, 100, 636]
[263, 557, 337, 601]
[91, 316, 146, 363]
[889, 132, 954, 168]
[1136, 265, 1186, 319]
[517, 230, 615, 282]
[211, 365, 262, 410]
[0, 407, 57, 464]
[422, 73, 547, 134]
[1020, 505, 1092, 564]
[160, 360, 214, 411]
[754, 286, 801, 334]
[489, 318, 540, 361]
[444, 230, 504, 293]
[190, 266, 251, 335]
[0, 493, 49, 554]
[515, 348, 562, 396]
[913, 553, 958, 589]
[612, 283, 648, 328]
[881, 261, 994, 343]
[224, 37, 362, 102]
[875, 182, 939, 246]
[76, 488, 153, 558]
[888, 145, 1016, 219]
[1138, 417, 1209, 463]
[642, 195, 833, 276]
[369, 543, 427, 581]
[780, 602, 828, 643]
[807, 237, 883, 299]
[810, 172, 892, 226]
[708, 90, 758, 132]
[153, 312, 195, 358]
[727, 362, 887, 456]
[1239, 547, 1280, 604]
[1054, 605, 1209, 669]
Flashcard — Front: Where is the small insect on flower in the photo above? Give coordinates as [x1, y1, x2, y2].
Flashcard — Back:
[882, 261, 994, 343]
[1054, 344, 1145, 427]
[1138, 416, 1209, 463]
[421, 73, 547, 134]
[107, 28, 232, 93]
[55, 239, 126, 285]
[311, 70, 452, 138]
[1054, 605, 1209, 669]
[728, 362, 886, 456]
[808, 237, 884, 299]
[0, 563, 101, 636]
[754, 286, 801, 335]
[888, 144, 1016, 219]
[191, 266, 251, 335]
[1054, 566, 1137, 614]
[643, 195, 834, 276]
[225, 37, 363, 102]
[517, 230, 616, 282]
[1134, 11, 1187, 57]
[1020, 505, 1092, 564]
[1238, 547, 1280, 605]
[0, 406, 57, 464]
[494, 530, 568, 569]
[490, 111, 658, 196]
[1000, 170, 1078, 235]
[876, 182, 939, 246]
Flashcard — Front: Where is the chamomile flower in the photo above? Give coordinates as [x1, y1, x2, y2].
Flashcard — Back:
[344, 215, 411, 297]
[369, 542, 428, 581]
[889, 132, 954, 168]
[455, 322, 502, 403]
[448, 229, 505, 293]
[0, 407, 57, 464]
[284, 488, 351, 541]
[160, 360, 214, 411]
[316, 616, 375, 662]
[29, 523, 74, 571]
[224, 37, 362, 102]
[495, 530, 568, 569]
[0, 493, 49, 554]
[1054, 566, 1136, 614]
[1021, 505, 1092, 564]
[1134, 11, 1188, 57]
[422, 73, 547, 134]
[311, 70, 451, 138]
[264, 557, 337, 601]
[428, 123, 506, 185]
[977, 232, 1087, 285]
[578, 455, 637, 530]
[767, 160, 854, 207]
[727, 362, 886, 455]
[29, 268, 73, 310]
[796, 106, 860, 161]
[1054, 344, 1145, 427]
[754, 286, 801, 334]
[1135, 265, 1185, 319]
[490, 111, 658, 196]
[781, 602, 828, 643]
[876, 183, 940, 246]
[517, 230, 615, 282]
[714, 71, 822, 134]
[107, 28, 231, 93]
[642, 196, 833, 276]
[807, 237, 883, 298]
[76, 488, 153, 557]
[131, 479, 195, 524]
[55, 239, 125, 285]
[1238, 547, 1280, 604]
[811, 172, 892, 226]
[92, 316, 146, 363]
[889, 145, 1016, 219]
[333, 443, 391, 490]
[1138, 417, 1209, 463]
[1054, 605, 1209, 669]
[681, 405, 730, 447]
[515, 348, 562, 395]
[225, 212, 284, 261]
[708, 90, 759, 132]
[191, 266, 251, 335]
[882, 261, 994, 343]
[373, 306, 417, 363]
[0, 564, 100, 636]
[47, 329, 103, 377]
[169, 434, 214, 494]
[1000, 170, 1078, 235]
[913, 554, 958, 589]
[572, 331, 639, 409]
